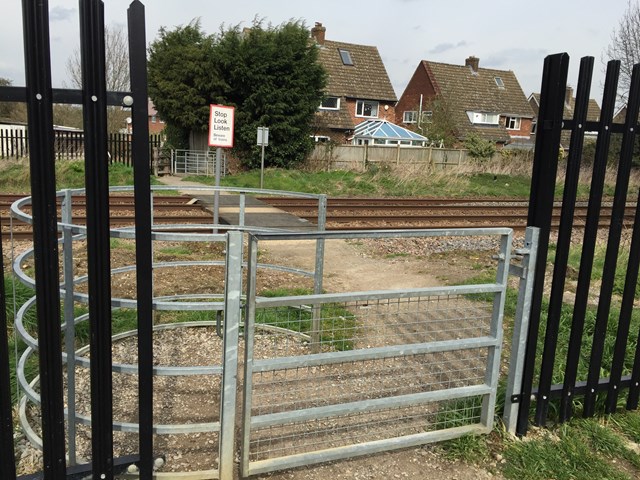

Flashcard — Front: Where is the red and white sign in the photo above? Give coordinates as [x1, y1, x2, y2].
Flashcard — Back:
[208, 104, 235, 148]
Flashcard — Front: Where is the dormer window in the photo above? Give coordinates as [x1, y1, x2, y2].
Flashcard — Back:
[338, 48, 354, 66]
[495, 77, 505, 89]
[320, 96, 340, 110]
[467, 111, 500, 125]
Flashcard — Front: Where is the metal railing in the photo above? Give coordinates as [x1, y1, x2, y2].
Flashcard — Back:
[171, 149, 227, 177]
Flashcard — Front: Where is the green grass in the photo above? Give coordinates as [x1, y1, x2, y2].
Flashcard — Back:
[0, 159, 150, 193]
[185, 168, 533, 198]
[257, 287, 357, 351]
[502, 419, 640, 479]
[157, 246, 193, 256]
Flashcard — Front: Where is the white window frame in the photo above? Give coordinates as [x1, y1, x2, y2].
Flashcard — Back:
[495, 77, 505, 88]
[403, 111, 418, 123]
[319, 97, 340, 110]
[505, 116, 521, 130]
[356, 100, 379, 118]
[466, 111, 500, 125]
[421, 111, 433, 123]
[312, 135, 331, 143]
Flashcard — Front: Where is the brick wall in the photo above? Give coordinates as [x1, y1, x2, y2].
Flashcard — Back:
[395, 65, 437, 125]
[344, 98, 396, 127]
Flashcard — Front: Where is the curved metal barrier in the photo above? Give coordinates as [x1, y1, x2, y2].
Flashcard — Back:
[10, 185, 326, 477]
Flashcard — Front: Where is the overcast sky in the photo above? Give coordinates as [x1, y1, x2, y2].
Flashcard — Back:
[0, 0, 631, 102]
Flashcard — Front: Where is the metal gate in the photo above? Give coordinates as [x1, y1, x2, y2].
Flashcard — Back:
[238, 228, 531, 477]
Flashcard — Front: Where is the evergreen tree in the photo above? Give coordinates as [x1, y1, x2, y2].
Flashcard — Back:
[148, 20, 224, 148]
[148, 19, 326, 167]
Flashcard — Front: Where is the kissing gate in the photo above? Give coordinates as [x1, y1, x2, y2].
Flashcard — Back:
[2, 1, 640, 479]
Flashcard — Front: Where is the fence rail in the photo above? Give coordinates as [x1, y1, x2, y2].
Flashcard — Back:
[0, 128, 162, 165]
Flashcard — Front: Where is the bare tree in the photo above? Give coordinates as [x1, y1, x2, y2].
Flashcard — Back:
[66, 24, 130, 132]
[604, 0, 640, 103]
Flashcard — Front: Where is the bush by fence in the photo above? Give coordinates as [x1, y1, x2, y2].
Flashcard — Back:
[0, 128, 162, 165]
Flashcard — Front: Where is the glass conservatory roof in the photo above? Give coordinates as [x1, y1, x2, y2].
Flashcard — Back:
[352, 119, 428, 141]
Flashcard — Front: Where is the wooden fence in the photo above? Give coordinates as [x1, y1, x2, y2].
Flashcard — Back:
[306, 143, 506, 171]
[0, 128, 162, 165]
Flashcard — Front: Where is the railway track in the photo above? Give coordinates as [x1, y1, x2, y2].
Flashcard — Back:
[1, 194, 636, 240]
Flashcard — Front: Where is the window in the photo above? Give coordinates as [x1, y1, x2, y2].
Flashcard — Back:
[312, 135, 331, 143]
[505, 117, 521, 130]
[403, 111, 418, 123]
[356, 100, 379, 118]
[338, 48, 354, 66]
[494, 77, 505, 88]
[421, 111, 433, 123]
[531, 121, 537, 134]
[151, 115, 157, 123]
[467, 111, 499, 125]
[319, 97, 340, 110]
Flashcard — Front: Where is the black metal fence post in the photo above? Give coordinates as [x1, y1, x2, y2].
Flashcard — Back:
[605, 63, 640, 413]
[517, 52, 569, 436]
[20, 0, 68, 477]
[536, 57, 594, 425]
[79, 0, 115, 477]
[128, 1, 154, 478]
[563, 60, 619, 419]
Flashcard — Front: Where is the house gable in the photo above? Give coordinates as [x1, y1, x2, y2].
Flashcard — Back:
[397, 57, 534, 145]
[311, 23, 397, 141]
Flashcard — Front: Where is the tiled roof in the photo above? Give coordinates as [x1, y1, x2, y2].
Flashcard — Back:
[529, 92, 601, 121]
[423, 61, 534, 143]
[529, 92, 601, 148]
[317, 40, 397, 102]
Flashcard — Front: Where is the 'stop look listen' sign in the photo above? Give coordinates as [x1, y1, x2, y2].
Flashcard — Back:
[208, 104, 235, 148]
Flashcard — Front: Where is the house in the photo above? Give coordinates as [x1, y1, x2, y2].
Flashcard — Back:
[528, 87, 601, 150]
[395, 56, 535, 148]
[310, 23, 398, 143]
[126, 98, 165, 134]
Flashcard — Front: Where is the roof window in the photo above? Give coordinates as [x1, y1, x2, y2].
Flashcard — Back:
[495, 77, 505, 89]
[338, 48, 354, 66]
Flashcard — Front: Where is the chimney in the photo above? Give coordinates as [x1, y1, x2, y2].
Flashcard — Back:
[311, 22, 326, 45]
[565, 86, 574, 104]
[465, 56, 479, 73]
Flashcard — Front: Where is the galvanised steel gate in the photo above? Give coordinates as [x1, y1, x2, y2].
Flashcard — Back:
[2, 221, 540, 478]
[239, 228, 530, 477]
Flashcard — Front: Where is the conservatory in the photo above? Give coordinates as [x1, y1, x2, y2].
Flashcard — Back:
[351, 119, 428, 147]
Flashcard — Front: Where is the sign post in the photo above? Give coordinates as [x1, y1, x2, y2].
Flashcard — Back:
[257, 127, 269, 189]
[208, 105, 235, 231]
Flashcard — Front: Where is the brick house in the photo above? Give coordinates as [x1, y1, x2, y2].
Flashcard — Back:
[310, 23, 397, 143]
[126, 98, 165, 134]
[395, 56, 534, 147]
[528, 87, 601, 150]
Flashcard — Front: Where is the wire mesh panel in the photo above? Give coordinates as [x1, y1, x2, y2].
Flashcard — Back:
[241, 229, 512, 476]
[171, 149, 226, 176]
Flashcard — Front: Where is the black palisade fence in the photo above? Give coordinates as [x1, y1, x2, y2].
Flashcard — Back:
[517, 53, 640, 435]
[0, 0, 154, 478]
